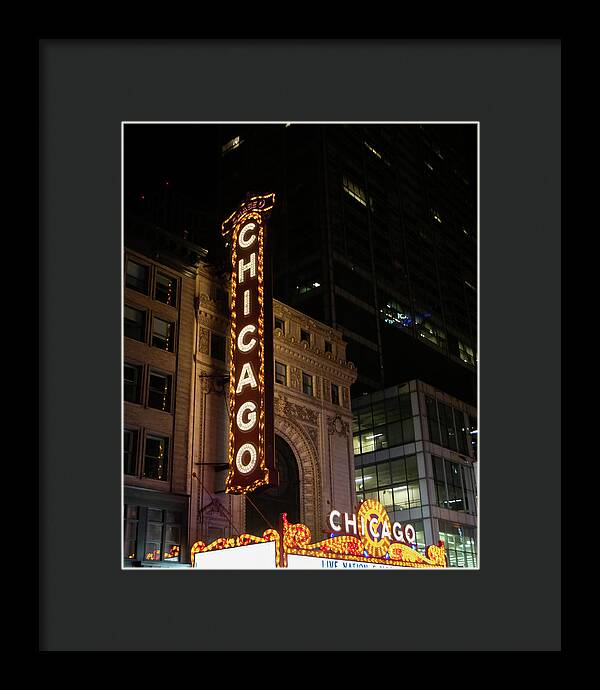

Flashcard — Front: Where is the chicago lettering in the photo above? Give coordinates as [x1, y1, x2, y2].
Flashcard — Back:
[233, 221, 260, 475]
[328, 509, 416, 545]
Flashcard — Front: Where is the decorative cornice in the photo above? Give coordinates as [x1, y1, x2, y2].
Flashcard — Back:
[274, 335, 357, 384]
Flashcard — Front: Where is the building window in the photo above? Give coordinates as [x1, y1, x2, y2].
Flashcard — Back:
[454, 409, 469, 455]
[143, 435, 169, 481]
[432, 455, 477, 516]
[123, 505, 139, 560]
[210, 333, 226, 362]
[380, 298, 413, 330]
[468, 416, 478, 459]
[124, 429, 138, 476]
[124, 363, 143, 404]
[364, 141, 383, 160]
[124, 305, 146, 342]
[355, 455, 421, 515]
[302, 372, 313, 397]
[459, 341, 476, 366]
[147, 371, 172, 412]
[124, 505, 183, 564]
[125, 259, 149, 294]
[438, 403, 457, 451]
[275, 361, 287, 385]
[426, 396, 441, 445]
[275, 317, 285, 333]
[417, 319, 446, 351]
[155, 272, 178, 307]
[300, 329, 311, 345]
[324, 340, 332, 353]
[151, 317, 175, 352]
[142, 509, 182, 562]
[352, 388, 415, 455]
[438, 519, 477, 568]
[343, 175, 368, 208]
[222, 136, 242, 156]
[331, 383, 340, 405]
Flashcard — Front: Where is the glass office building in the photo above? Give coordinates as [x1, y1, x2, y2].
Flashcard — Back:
[352, 380, 478, 568]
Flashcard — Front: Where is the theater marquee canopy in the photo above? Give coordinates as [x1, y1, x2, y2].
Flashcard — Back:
[191, 501, 448, 569]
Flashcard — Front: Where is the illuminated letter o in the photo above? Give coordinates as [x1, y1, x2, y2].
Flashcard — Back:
[404, 524, 416, 544]
[239, 222, 257, 249]
[235, 443, 257, 474]
[237, 324, 257, 353]
[236, 401, 257, 432]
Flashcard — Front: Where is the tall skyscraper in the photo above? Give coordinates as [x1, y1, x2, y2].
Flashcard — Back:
[214, 124, 477, 404]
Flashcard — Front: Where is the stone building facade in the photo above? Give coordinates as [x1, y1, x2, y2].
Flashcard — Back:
[190, 265, 358, 547]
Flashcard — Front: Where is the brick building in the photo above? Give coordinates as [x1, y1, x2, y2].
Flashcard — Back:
[123, 218, 206, 567]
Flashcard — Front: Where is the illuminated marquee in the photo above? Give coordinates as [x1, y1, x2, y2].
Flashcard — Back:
[221, 193, 278, 494]
[191, 500, 447, 568]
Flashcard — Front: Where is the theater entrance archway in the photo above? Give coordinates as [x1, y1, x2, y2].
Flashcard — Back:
[245, 435, 300, 535]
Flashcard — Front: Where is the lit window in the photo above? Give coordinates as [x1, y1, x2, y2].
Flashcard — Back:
[151, 317, 175, 352]
[144, 509, 177, 562]
[124, 506, 183, 564]
[123, 505, 138, 560]
[417, 320, 446, 350]
[147, 371, 172, 412]
[222, 136, 242, 155]
[155, 272, 178, 307]
[143, 435, 169, 481]
[381, 301, 412, 329]
[342, 175, 370, 208]
[364, 141, 383, 160]
[459, 341, 476, 366]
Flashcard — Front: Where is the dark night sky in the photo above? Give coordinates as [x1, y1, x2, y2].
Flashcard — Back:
[124, 122, 477, 208]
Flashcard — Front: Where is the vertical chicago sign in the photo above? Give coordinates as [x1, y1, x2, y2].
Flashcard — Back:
[221, 193, 278, 494]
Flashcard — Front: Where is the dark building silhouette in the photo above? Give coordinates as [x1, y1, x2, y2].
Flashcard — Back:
[212, 124, 477, 405]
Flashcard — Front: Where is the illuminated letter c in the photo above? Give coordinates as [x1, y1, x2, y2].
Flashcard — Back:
[329, 510, 342, 532]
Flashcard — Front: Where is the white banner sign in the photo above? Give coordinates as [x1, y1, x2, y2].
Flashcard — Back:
[193, 541, 277, 569]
